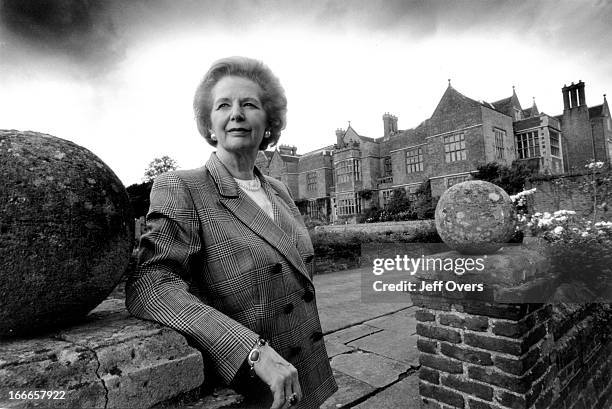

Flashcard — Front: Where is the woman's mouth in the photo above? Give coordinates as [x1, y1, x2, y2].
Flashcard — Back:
[226, 128, 251, 134]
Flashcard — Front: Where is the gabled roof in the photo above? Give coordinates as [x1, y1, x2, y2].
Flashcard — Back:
[301, 145, 335, 156]
[490, 87, 523, 118]
[491, 96, 513, 113]
[279, 154, 300, 163]
[339, 124, 377, 144]
[589, 104, 604, 118]
[430, 85, 483, 119]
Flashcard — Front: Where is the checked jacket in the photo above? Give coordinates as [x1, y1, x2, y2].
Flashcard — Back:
[126, 152, 337, 408]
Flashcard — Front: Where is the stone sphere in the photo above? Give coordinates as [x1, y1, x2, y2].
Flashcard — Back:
[0, 130, 133, 337]
[435, 180, 515, 254]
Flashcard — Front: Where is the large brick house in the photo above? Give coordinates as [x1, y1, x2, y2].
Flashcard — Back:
[260, 81, 611, 223]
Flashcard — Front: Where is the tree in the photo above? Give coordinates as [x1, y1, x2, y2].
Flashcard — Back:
[143, 156, 179, 182]
[472, 161, 537, 195]
[386, 188, 412, 214]
[126, 181, 153, 219]
[412, 180, 437, 219]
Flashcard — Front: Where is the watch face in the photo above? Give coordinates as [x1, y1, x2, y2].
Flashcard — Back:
[249, 349, 260, 363]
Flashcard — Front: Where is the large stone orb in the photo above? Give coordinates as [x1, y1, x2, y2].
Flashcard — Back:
[0, 130, 133, 337]
[435, 180, 515, 254]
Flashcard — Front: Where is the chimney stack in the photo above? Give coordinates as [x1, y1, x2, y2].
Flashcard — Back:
[382, 113, 398, 138]
[335, 128, 345, 147]
[563, 81, 587, 110]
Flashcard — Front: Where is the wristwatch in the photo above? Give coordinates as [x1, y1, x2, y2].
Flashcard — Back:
[248, 338, 268, 377]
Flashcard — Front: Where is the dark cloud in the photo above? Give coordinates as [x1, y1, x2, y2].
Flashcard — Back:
[1, 0, 611, 78]
[0, 0, 124, 75]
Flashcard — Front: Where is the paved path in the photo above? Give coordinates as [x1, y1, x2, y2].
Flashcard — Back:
[176, 267, 421, 409]
[315, 268, 420, 409]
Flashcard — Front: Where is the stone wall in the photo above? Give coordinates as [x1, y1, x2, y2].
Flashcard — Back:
[526, 172, 612, 221]
[314, 219, 435, 234]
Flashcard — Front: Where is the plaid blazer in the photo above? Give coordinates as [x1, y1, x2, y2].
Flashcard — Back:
[126, 153, 337, 408]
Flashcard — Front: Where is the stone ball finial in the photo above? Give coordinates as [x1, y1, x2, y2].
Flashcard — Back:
[435, 180, 516, 255]
[0, 130, 133, 337]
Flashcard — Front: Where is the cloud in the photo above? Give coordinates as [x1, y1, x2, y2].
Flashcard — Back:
[0, 0, 125, 76]
[1, 0, 611, 78]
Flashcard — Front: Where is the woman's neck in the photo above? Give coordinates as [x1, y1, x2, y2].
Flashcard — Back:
[216, 149, 257, 180]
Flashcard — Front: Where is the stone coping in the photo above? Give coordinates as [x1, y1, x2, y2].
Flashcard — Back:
[0, 299, 205, 409]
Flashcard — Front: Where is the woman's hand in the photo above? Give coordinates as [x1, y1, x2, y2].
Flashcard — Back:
[253, 344, 302, 409]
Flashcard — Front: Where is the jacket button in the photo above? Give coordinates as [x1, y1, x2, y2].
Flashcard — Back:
[272, 263, 282, 274]
[284, 303, 294, 314]
[302, 290, 314, 303]
[310, 331, 323, 342]
[305, 255, 314, 263]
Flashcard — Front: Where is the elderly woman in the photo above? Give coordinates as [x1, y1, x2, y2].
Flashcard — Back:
[126, 57, 337, 409]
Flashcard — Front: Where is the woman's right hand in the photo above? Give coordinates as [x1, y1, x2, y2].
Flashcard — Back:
[253, 344, 303, 409]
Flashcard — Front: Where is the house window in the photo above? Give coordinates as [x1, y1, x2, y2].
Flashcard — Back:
[381, 189, 392, 208]
[336, 159, 361, 183]
[407, 185, 419, 201]
[405, 147, 424, 173]
[384, 156, 392, 176]
[446, 175, 470, 188]
[516, 131, 540, 159]
[444, 133, 466, 162]
[337, 193, 362, 216]
[307, 172, 317, 191]
[307, 200, 319, 219]
[549, 130, 560, 157]
[494, 128, 506, 159]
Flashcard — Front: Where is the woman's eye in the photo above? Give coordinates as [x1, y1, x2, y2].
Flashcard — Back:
[216, 103, 229, 109]
[244, 102, 257, 108]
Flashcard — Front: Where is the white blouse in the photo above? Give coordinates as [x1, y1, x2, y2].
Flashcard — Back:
[234, 177, 274, 220]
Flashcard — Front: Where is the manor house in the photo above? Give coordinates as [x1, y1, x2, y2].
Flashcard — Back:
[258, 80, 611, 223]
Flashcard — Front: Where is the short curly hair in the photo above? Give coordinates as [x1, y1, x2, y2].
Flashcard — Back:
[193, 56, 287, 150]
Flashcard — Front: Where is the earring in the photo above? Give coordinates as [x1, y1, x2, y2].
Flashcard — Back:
[210, 132, 217, 141]
[264, 130, 271, 139]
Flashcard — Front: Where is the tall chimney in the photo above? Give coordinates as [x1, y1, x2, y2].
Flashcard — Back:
[570, 83, 578, 108]
[577, 81, 586, 106]
[335, 128, 345, 147]
[383, 113, 398, 138]
[562, 85, 570, 110]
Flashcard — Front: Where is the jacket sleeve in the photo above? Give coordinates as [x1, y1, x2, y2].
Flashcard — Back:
[125, 171, 259, 384]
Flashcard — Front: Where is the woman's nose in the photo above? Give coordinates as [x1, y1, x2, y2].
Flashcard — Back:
[230, 104, 244, 121]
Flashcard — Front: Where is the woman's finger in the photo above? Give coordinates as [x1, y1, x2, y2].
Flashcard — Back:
[290, 365, 302, 403]
[283, 370, 293, 408]
[270, 378, 285, 409]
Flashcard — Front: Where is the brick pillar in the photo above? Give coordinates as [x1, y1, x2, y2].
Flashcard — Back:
[415, 298, 554, 409]
[410, 245, 560, 409]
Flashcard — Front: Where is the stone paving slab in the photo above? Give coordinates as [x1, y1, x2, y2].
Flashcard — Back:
[364, 306, 418, 335]
[325, 341, 354, 358]
[320, 370, 376, 409]
[347, 329, 420, 366]
[330, 351, 410, 389]
[353, 374, 422, 409]
[315, 268, 412, 333]
[325, 324, 382, 345]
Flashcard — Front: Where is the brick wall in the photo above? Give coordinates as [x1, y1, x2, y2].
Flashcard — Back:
[415, 298, 612, 409]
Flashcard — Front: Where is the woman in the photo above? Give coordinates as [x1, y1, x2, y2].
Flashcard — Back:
[126, 56, 337, 409]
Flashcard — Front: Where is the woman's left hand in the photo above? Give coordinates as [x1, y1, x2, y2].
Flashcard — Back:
[252, 344, 302, 408]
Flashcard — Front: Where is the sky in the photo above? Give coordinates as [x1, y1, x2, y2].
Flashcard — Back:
[1, 0, 611, 186]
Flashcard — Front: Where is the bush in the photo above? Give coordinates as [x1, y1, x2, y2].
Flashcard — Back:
[310, 227, 442, 260]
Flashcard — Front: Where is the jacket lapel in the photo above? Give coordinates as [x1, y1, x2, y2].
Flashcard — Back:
[205, 153, 312, 285]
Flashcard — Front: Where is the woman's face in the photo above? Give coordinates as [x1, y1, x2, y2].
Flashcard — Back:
[210, 75, 267, 157]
